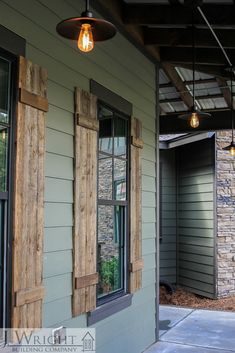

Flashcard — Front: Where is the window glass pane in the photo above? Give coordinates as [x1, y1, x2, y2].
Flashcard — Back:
[114, 117, 127, 158]
[0, 59, 10, 124]
[99, 109, 113, 155]
[0, 128, 8, 193]
[114, 158, 126, 201]
[0, 201, 5, 331]
[98, 154, 112, 200]
[98, 205, 124, 298]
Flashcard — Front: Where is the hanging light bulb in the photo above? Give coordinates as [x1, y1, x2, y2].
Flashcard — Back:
[56, 0, 116, 53]
[189, 112, 200, 128]
[78, 23, 94, 52]
[230, 145, 235, 156]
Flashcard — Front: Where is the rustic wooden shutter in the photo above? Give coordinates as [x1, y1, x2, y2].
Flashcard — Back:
[129, 117, 144, 293]
[73, 87, 99, 316]
[12, 56, 48, 329]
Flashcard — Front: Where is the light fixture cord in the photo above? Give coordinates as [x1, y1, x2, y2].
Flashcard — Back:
[86, 0, 90, 12]
[192, 6, 196, 109]
[231, 67, 234, 143]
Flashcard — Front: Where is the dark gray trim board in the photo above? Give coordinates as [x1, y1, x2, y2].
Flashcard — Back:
[90, 80, 133, 116]
[0, 25, 25, 57]
[87, 294, 133, 325]
[160, 132, 215, 150]
[155, 64, 160, 341]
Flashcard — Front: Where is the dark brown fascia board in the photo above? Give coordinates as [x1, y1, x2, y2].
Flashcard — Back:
[123, 3, 235, 26]
[160, 109, 231, 133]
[90, 0, 160, 64]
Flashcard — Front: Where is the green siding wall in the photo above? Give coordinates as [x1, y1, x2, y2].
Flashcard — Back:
[160, 149, 177, 284]
[1, 0, 157, 352]
[178, 139, 215, 298]
[159, 138, 215, 298]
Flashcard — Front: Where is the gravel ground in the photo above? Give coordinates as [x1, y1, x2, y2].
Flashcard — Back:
[160, 286, 235, 311]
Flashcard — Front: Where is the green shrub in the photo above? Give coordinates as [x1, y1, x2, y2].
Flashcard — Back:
[99, 256, 120, 292]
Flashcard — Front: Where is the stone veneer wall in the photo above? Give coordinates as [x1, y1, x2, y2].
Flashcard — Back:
[216, 131, 235, 297]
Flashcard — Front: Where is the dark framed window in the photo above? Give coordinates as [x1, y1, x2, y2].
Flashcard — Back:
[0, 49, 17, 341]
[97, 103, 130, 305]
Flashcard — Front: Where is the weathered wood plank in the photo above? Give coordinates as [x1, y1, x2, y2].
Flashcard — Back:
[15, 287, 44, 307]
[75, 273, 99, 290]
[19, 88, 48, 112]
[130, 118, 143, 293]
[73, 87, 98, 316]
[12, 56, 47, 330]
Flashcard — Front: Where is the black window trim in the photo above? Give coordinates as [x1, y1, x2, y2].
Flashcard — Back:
[97, 102, 130, 303]
[89, 80, 133, 325]
[0, 25, 25, 342]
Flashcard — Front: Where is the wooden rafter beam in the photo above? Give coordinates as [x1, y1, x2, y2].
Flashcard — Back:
[122, 3, 235, 26]
[144, 28, 235, 48]
[176, 63, 230, 79]
[161, 62, 193, 108]
[159, 93, 228, 104]
[216, 77, 231, 107]
[160, 48, 235, 65]
[160, 109, 231, 133]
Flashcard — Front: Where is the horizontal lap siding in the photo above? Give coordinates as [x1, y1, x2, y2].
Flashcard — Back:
[160, 150, 177, 283]
[1, 0, 156, 351]
[178, 139, 215, 298]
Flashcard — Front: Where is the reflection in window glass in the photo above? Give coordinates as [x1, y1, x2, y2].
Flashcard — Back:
[114, 117, 127, 158]
[99, 114, 113, 155]
[98, 154, 112, 200]
[0, 59, 10, 124]
[114, 159, 126, 201]
[98, 205, 123, 298]
[97, 104, 129, 301]
[0, 128, 8, 192]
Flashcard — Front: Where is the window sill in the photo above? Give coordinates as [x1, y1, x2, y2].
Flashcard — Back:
[87, 293, 133, 325]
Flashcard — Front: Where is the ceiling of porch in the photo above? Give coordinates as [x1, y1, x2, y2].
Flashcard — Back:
[92, 0, 235, 133]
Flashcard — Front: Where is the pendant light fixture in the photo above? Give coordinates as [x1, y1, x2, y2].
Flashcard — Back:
[56, 0, 116, 53]
[178, 6, 211, 128]
[223, 67, 235, 156]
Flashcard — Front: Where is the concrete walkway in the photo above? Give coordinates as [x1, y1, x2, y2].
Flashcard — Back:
[145, 305, 235, 353]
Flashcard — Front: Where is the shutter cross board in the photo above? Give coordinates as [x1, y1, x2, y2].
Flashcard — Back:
[12, 56, 47, 330]
[130, 117, 144, 293]
[73, 88, 98, 316]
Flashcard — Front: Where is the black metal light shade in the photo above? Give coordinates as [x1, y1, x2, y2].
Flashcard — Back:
[179, 107, 211, 128]
[223, 141, 235, 156]
[56, 16, 116, 42]
[56, 1, 116, 52]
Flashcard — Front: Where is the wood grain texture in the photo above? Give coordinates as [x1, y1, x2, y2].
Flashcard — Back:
[12, 56, 47, 330]
[19, 88, 48, 112]
[75, 273, 99, 290]
[129, 117, 143, 293]
[73, 87, 98, 316]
